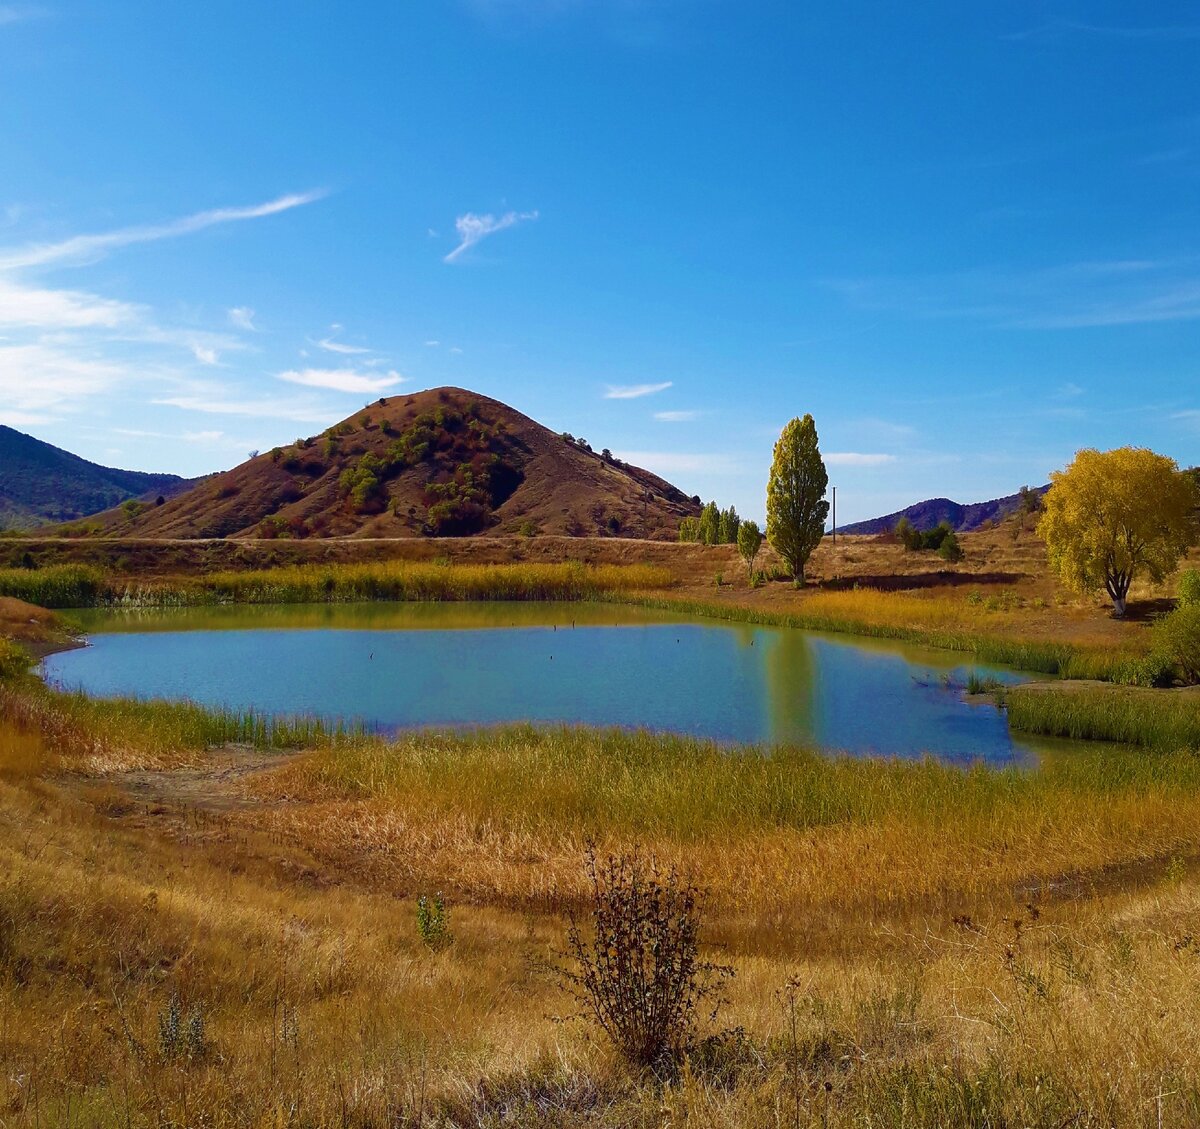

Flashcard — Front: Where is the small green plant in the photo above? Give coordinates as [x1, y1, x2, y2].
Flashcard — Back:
[1179, 568, 1200, 608]
[0, 639, 33, 681]
[965, 671, 1006, 695]
[1166, 855, 1187, 884]
[714, 571, 724, 588]
[416, 892, 452, 950]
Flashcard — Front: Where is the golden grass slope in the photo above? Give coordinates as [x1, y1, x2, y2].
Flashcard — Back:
[4, 683, 1200, 1124]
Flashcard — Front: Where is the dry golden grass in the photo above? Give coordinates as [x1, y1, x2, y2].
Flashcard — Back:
[5, 680, 1200, 1125]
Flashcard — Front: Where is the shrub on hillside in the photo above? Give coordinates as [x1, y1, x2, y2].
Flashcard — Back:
[1178, 568, 1200, 608]
[895, 517, 921, 550]
[938, 530, 964, 562]
[1152, 605, 1200, 685]
[0, 638, 32, 680]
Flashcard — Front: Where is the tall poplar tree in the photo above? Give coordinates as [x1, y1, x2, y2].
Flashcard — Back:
[766, 414, 829, 586]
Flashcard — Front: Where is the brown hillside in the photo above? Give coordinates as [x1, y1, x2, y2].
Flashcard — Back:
[70, 387, 701, 540]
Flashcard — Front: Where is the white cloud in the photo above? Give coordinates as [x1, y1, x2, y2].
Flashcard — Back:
[317, 325, 371, 355]
[228, 306, 256, 331]
[0, 277, 138, 328]
[653, 409, 700, 422]
[0, 408, 52, 426]
[0, 190, 326, 271]
[276, 367, 406, 394]
[448, 346, 463, 354]
[191, 343, 219, 365]
[604, 381, 672, 400]
[444, 209, 538, 263]
[424, 340, 440, 347]
[154, 394, 334, 425]
[824, 452, 897, 467]
[0, 7, 43, 27]
[613, 450, 743, 475]
[0, 343, 128, 418]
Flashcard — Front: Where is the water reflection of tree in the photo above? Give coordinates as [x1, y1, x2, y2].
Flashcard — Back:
[755, 626, 818, 747]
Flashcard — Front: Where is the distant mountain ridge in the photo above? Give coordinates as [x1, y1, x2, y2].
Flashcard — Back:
[0, 425, 191, 530]
[839, 485, 1050, 536]
[66, 386, 702, 540]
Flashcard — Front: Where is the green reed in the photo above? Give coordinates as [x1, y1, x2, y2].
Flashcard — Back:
[1004, 684, 1200, 750]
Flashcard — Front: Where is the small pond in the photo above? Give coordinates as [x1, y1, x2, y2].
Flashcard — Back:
[44, 602, 1050, 764]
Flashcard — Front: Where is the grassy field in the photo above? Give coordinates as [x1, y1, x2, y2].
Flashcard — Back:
[4, 678, 1200, 1126]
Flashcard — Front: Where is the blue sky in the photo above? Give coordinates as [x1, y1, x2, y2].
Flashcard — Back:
[1, 1, 1198, 524]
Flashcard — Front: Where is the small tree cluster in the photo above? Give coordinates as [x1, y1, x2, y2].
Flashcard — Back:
[679, 502, 741, 545]
[895, 518, 963, 560]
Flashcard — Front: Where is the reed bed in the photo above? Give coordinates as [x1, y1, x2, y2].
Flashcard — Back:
[0, 681, 359, 772]
[0, 560, 673, 608]
[1005, 682, 1200, 749]
[628, 590, 1133, 678]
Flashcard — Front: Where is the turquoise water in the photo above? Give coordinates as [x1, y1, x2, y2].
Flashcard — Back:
[46, 602, 1041, 764]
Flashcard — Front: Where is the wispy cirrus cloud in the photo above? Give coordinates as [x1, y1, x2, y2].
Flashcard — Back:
[0, 192, 326, 429]
[228, 306, 256, 331]
[613, 450, 744, 475]
[824, 452, 897, 467]
[829, 258, 1200, 329]
[0, 342, 129, 424]
[653, 409, 700, 422]
[316, 324, 372, 355]
[1005, 19, 1200, 43]
[0, 191, 325, 271]
[276, 367, 406, 394]
[0, 6, 45, 27]
[0, 276, 138, 328]
[604, 381, 672, 399]
[444, 209, 538, 263]
[154, 392, 335, 425]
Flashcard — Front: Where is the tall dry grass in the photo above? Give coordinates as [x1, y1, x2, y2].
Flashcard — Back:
[0, 560, 673, 608]
[6, 680, 1200, 1124]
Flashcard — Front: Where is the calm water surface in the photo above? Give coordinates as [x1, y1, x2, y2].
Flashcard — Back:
[47, 602, 1047, 764]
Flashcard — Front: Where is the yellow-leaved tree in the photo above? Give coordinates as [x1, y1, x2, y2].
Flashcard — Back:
[1038, 446, 1199, 617]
